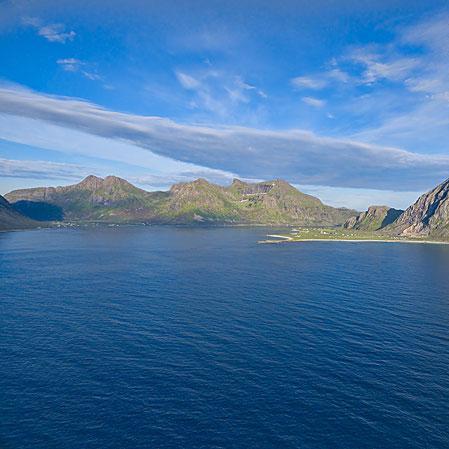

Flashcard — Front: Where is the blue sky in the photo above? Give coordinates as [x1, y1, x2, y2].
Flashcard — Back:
[1, 0, 449, 209]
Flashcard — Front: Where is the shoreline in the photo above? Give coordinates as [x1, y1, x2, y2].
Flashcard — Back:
[2, 226, 448, 246]
[259, 237, 449, 245]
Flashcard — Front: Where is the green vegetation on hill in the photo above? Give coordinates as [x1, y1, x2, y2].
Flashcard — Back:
[5, 175, 357, 226]
[6, 175, 168, 223]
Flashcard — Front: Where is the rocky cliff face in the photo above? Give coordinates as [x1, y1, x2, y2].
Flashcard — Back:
[389, 178, 449, 238]
[344, 206, 403, 231]
[5, 175, 357, 225]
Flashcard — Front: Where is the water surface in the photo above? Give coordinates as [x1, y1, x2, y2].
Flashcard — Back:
[1, 227, 449, 449]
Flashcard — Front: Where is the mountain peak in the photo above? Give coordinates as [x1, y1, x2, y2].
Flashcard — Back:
[271, 178, 289, 184]
[268, 179, 295, 189]
[231, 178, 247, 186]
[76, 175, 138, 191]
[192, 178, 212, 185]
[103, 175, 133, 187]
[170, 178, 214, 192]
[78, 175, 104, 190]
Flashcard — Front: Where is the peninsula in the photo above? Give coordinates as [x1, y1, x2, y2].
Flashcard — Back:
[262, 178, 449, 244]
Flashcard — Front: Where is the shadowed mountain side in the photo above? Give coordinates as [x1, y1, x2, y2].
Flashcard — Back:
[6, 175, 357, 226]
[0, 195, 38, 231]
[12, 201, 64, 221]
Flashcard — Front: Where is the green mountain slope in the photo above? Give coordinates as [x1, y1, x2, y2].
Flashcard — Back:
[6, 175, 169, 223]
[226, 179, 355, 225]
[5, 175, 357, 226]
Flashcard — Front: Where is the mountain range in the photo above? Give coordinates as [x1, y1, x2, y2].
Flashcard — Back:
[3, 175, 356, 228]
[2, 175, 449, 239]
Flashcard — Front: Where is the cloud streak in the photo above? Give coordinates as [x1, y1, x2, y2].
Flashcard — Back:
[346, 48, 420, 85]
[1, 84, 449, 191]
[291, 76, 327, 90]
[0, 157, 87, 180]
[344, 13, 449, 152]
[23, 17, 76, 43]
[302, 97, 325, 108]
[56, 58, 101, 80]
[173, 68, 267, 120]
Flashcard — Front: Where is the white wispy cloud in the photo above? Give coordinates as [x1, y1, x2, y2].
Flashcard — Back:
[175, 69, 266, 117]
[302, 96, 326, 108]
[291, 76, 327, 90]
[327, 67, 350, 83]
[290, 67, 351, 92]
[23, 17, 76, 43]
[346, 13, 449, 152]
[56, 58, 102, 81]
[1, 83, 449, 191]
[400, 11, 449, 52]
[0, 158, 87, 180]
[347, 48, 420, 85]
[175, 71, 201, 90]
[234, 77, 267, 98]
[57, 58, 82, 72]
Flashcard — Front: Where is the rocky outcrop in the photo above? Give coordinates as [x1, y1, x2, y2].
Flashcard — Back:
[389, 178, 449, 238]
[344, 206, 403, 231]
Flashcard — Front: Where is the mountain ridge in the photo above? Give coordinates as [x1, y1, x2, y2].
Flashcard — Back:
[4, 175, 449, 237]
[5, 175, 357, 226]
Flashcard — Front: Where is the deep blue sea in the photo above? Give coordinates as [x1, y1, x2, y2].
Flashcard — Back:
[1, 227, 449, 449]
